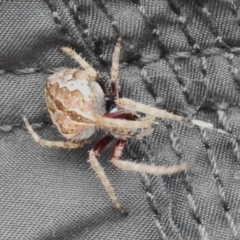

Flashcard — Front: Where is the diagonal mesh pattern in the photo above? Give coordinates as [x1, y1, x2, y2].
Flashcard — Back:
[1, 1, 240, 239]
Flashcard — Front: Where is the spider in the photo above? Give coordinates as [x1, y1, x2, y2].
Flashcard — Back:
[23, 38, 194, 215]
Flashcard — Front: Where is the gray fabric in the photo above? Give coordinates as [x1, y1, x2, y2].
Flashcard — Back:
[1, 1, 240, 239]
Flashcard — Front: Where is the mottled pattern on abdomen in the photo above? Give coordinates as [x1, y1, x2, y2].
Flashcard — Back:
[45, 69, 106, 141]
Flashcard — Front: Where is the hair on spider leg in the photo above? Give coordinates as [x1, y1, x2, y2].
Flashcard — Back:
[127, 138, 195, 179]
[115, 97, 232, 135]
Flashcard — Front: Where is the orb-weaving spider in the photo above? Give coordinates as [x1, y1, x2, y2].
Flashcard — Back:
[23, 38, 193, 214]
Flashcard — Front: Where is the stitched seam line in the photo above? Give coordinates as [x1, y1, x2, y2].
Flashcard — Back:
[46, 0, 75, 45]
[0, 67, 62, 75]
[167, 123, 209, 240]
[126, 141, 170, 240]
[68, 0, 92, 45]
[217, 110, 240, 163]
[45, 0, 99, 67]
[2, 47, 240, 75]
[227, 0, 240, 23]
[167, 0, 212, 111]
[95, 0, 120, 36]
[134, 1, 194, 106]
[196, 2, 240, 90]
[201, 129, 238, 239]
[0, 122, 53, 133]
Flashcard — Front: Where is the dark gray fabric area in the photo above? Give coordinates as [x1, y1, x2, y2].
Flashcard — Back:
[1, 1, 240, 239]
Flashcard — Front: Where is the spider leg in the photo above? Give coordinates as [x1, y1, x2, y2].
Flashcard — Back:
[116, 98, 214, 130]
[111, 140, 190, 175]
[61, 47, 97, 78]
[23, 117, 86, 149]
[89, 135, 127, 215]
[105, 111, 153, 139]
[110, 37, 121, 98]
[95, 113, 155, 130]
[116, 98, 187, 122]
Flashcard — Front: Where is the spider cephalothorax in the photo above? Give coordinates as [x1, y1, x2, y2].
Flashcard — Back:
[23, 38, 192, 214]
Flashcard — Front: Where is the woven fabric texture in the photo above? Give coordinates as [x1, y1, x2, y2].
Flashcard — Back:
[1, 1, 240, 239]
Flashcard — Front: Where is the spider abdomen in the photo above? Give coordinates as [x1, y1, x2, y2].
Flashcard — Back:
[45, 69, 106, 141]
